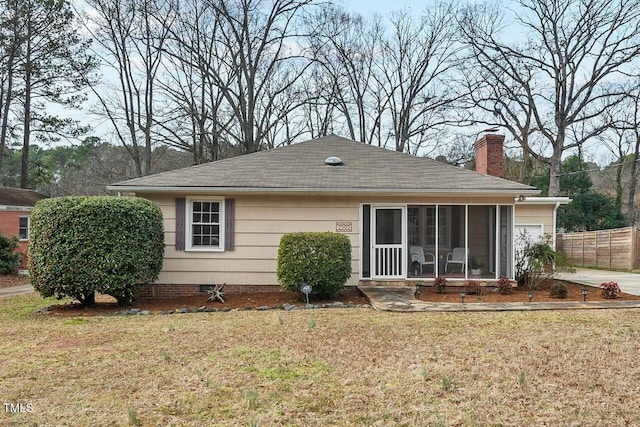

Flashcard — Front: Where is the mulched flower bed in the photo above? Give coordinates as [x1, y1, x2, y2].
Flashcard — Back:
[41, 288, 370, 317]
[414, 280, 640, 303]
[8, 272, 638, 316]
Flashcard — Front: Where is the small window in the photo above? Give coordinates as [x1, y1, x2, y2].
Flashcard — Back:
[19, 217, 29, 240]
[187, 199, 224, 250]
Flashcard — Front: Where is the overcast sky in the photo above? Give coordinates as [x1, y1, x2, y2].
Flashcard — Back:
[344, 0, 423, 15]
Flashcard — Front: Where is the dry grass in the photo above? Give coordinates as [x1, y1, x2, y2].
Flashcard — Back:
[1, 294, 640, 426]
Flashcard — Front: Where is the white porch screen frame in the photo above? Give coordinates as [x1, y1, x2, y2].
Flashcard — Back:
[371, 206, 406, 279]
[363, 203, 516, 281]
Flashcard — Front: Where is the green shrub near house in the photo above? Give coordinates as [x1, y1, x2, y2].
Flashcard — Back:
[549, 281, 568, 299]
[0, 233, 19, 275]
[28, 196, 164, 306]
[277, 232, 352, 299]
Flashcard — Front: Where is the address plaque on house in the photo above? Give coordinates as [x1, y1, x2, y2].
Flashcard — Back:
[335, 222, 352, 233]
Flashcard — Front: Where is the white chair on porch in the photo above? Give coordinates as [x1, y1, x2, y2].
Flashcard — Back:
[445, 247, 467, 273]
[410, 246, 435, 275]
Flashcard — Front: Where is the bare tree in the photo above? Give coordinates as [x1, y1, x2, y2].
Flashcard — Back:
[459, 0, 640, 196]
[259, 73, 310, 149]
[157, 0, 236, 164]
[80, 0, 175, 177]
[306, 5, 384, 143]
[625, 86, 640, 226]
[164, 0, 316, 155]
[377, 5, 462, 154]
[298, 67, 338, 139]
[457, 30, 540, 184]
[600, 81, 640, 225]
[596, 129, 626, 210]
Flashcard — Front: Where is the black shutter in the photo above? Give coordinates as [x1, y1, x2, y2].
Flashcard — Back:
[362, 204, 371, 278]
[175, 198, 185, 251]
[225, 198, 235, 251]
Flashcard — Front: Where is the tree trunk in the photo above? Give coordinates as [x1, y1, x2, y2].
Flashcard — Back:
[547, 158, 561, 197]
[20, 100, 30, 189]
[615, 155, 623, 213]
[548, 135, 564, 197]
[0, 47, 17, 177]
[144, 54, 153, 176]
[627, 133, 640, 226]
[20, 32, 33, 189]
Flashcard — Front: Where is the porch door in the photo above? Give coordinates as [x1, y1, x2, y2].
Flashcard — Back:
[499, 205, 514, 278]
[373, 207, 405, 278]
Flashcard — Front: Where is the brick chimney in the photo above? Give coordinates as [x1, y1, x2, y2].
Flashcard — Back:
[474, 134, 504, 178]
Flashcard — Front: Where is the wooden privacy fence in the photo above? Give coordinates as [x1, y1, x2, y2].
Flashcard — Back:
[557, 226, 639, 270]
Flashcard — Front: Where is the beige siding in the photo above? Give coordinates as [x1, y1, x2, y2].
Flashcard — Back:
[141, 192, 537, 288]
[514, 204, 555, 238]
[143, 194, 361, 286]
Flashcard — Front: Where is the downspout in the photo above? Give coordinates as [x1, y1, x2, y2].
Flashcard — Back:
[552, 201, 560, 250]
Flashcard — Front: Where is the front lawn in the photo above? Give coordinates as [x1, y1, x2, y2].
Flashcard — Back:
[1, 294, 639, 426]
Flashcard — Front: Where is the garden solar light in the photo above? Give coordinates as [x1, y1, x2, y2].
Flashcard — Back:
[460, 291, 466, 303]
[300, 282, 312, 304]
[581, 288, 588, 301]
[527, 291, 533, 302]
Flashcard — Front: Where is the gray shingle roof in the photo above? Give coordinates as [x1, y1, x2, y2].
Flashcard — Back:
[109, 135, 539, 195]
[0, 187, 47, 207]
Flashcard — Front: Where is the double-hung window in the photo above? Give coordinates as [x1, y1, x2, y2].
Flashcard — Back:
[19, 217, 29, 240]
[187, 199, 225, 251]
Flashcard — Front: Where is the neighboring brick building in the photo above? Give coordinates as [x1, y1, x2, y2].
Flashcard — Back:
[0, 187, 47, 270]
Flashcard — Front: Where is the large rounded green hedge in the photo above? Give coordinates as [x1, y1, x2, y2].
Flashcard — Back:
[28, 196, 164, 306]
[277, 232, 352, 299]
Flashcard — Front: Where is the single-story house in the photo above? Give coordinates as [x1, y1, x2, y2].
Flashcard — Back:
[109, 134, 570, 297]
[0, 187, 48, 269]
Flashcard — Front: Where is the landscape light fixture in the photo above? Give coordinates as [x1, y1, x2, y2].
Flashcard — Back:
[300, 282, 312, 305]
[581, 288, 588, 301]
[460, 291, 466, 303]
[527, 291, 533, 302]
[414, 284, 422, 299]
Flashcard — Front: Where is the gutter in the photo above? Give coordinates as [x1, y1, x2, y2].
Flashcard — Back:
[106, 185, 541, 197]
[515, 196, 571, 204]
[0, 205, 34, 212]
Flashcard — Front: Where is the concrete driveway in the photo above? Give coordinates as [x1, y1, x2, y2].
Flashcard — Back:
[556, 268, 640, 296]
[0, 284, 35, 298]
